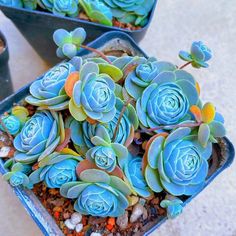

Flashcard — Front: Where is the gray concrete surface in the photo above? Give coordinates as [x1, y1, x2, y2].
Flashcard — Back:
[0, 0, 236, 235]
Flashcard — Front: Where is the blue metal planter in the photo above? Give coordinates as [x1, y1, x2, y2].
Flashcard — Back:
[0, 32, 234, 236]
[0, 1, 158, 65]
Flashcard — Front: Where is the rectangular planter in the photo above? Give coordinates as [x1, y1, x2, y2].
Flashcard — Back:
[0, 32, 234, 236]
[0, 0, 157, 65]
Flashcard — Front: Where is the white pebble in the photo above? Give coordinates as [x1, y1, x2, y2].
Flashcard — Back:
[90, 233, 102, 236]
[130, 204, 145, 223]
[71, 212, 82, 225]
[75, 223, 83, 233]
[64, 219, 76, 230]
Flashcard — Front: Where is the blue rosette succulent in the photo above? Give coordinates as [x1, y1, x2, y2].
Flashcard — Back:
[0, 0, 23, 7]
[53, 28, 87, 59]
[60, 169, 131, 217]
[136, 67, 200, 131]
[120, 153, 152, 198]
[25, 59, 80, 111]
[13, 110, 64, 164]
[38, 0, 79, 17]
[68, 61, 117, 123]
[144, 127, 212, 196]
[179, 41, 212, 68]
[29, 152, 82, 188]
[79, 0, 113, 26]
[68, 98, 138, 155]
[85, 125, 128, 172]
[0, 115, 21, 135]
[101, 0, 155, 26]
[3, 163, 33, 189]
[160, 196, 184, 219]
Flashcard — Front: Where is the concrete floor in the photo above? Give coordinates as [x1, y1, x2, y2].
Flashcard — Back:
[0, 0, 236, 235]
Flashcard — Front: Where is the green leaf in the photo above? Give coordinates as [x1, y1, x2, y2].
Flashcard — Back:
[145, 165, 163, 193]
[110, 176, 132, 196]
[209, 121, 226, 138]
[99, 63, 123, 82]
[198, 123, 210, 148]
[79, 169, 110, 184]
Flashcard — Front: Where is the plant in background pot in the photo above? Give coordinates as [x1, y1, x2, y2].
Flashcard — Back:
[0, 30, 234, 236]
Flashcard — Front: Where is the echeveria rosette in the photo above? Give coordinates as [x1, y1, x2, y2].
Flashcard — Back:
[120, 153, 152, 198]
[179, 41, 212, 68]
[69, 98, 138, 155]
[25, 60, 80, 111]
[136, 68, 200, 131]
[125, 58, 177, 100]
[160, 196, 184, 219]
[79, 0, 113, 26]
[144, 127, 212, 196]
[0, 115, 21, 135]
[60, 169, 131, 217]
[3, 163, 33, 189]
[69, 62, 116, 123]
[29, 153, 82, 188]
[0, 0, 22, 7]
[13, 110, 64, 164]
[38, 0, 79, 17]
[53, 28, 87, 59]
[86, 125, 128, 172]
[101, 0, 155, 26]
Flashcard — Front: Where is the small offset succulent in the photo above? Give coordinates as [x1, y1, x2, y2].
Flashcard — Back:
[120, 153, 152, 198]
[60, 169, 131, 217]
[29, 152, 82, 188]
[3, 163, 33, 189]
[144, 127, 212, 196]
[136, 67, 200, 131]
[53, 28, 87, 59]
[179, 41, 212, 68]
[85, 125, 128, 172]
[0, 115, 21, 135]
[69, 98, 138, 155]
[101, 0, 155, 26]
[160, 196, 184, 219]
[38, 0, 79, 17]
[79, 0, 113, 26]
[13, 110, 64, 164]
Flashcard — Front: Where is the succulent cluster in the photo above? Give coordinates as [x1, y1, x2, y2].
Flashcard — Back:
[1, 33, 226, 220]
[0, 0, 155, 27]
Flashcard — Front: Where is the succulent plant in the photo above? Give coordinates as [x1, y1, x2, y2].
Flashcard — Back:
[0, 0, 23, 7]
[0, 115, 21, 135]
[179, 41, 212, 68]
[11, 106, 29, 125]
[124, 59, 177, 100]
[85, 125, 128, 172]
[29, 152, 82, 188]
[3, 163, 33, 189]
[13, 110, 64, 164]
[101, 0, 155, 26]
[144, 127, 212, 196]
[120, 153, 152, 198]
[60, 169, 131, 217]
[25, 60, 80, 111]
[67, 61, 117, 123]
[69, 98, 138, 155]
[79, 0, 113, 26]
[136, 68, 200, 131]
[160, 196, 184, 219]
[38, 0, 79, 17]
[22, 0, 37, 9]
[53, 28, 87, 59]
[190, 102, 226, 147]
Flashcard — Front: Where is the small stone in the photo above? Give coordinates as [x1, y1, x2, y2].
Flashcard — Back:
[75, 223, 83, 233]
[90, 233, 102, 236]
[130, 204, 146, 223]
[0, 146, 10, 157]
[142, 208, 148, 220]
[129, 196, 139, 206]
[116, 211, 128, 230]
[71, 212, 82, 225]
[64, 219, 76, 230]
[139, 198, 146, 206]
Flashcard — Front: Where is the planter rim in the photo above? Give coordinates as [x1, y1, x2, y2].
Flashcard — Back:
[0, 0, 158, 33]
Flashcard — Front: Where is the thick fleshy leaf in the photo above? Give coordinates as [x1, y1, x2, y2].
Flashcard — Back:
[79, 169, 110, 184]
[201, 102, 216, 124]
[209, 121, 226, 137]
[65, 72, 80, 97]
[69, 98, 87, 121]
[110, 176, 131, 196]
[145, 165, 163, 193]
[190, 105, 202, 122]
[67, 183, 90, 198]
[198, 123, 210, 147]
[99, 63, 123, 82]
[53, 29, 71, 47]
[60, 181, 80, 197]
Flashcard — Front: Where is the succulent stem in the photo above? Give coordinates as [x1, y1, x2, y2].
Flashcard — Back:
[140, 122, 202, 133]
[0, 116, 13, 142]
[81, 45, 112, 64]
[55, 128, 71, 152]
[112, 98, 133, 142]
[179, 61, 192, 69]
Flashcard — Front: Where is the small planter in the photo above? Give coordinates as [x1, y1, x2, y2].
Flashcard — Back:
[0, 31, 234, 236]
[0, 30, 13, 100]
[0, 1, 157, 65]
